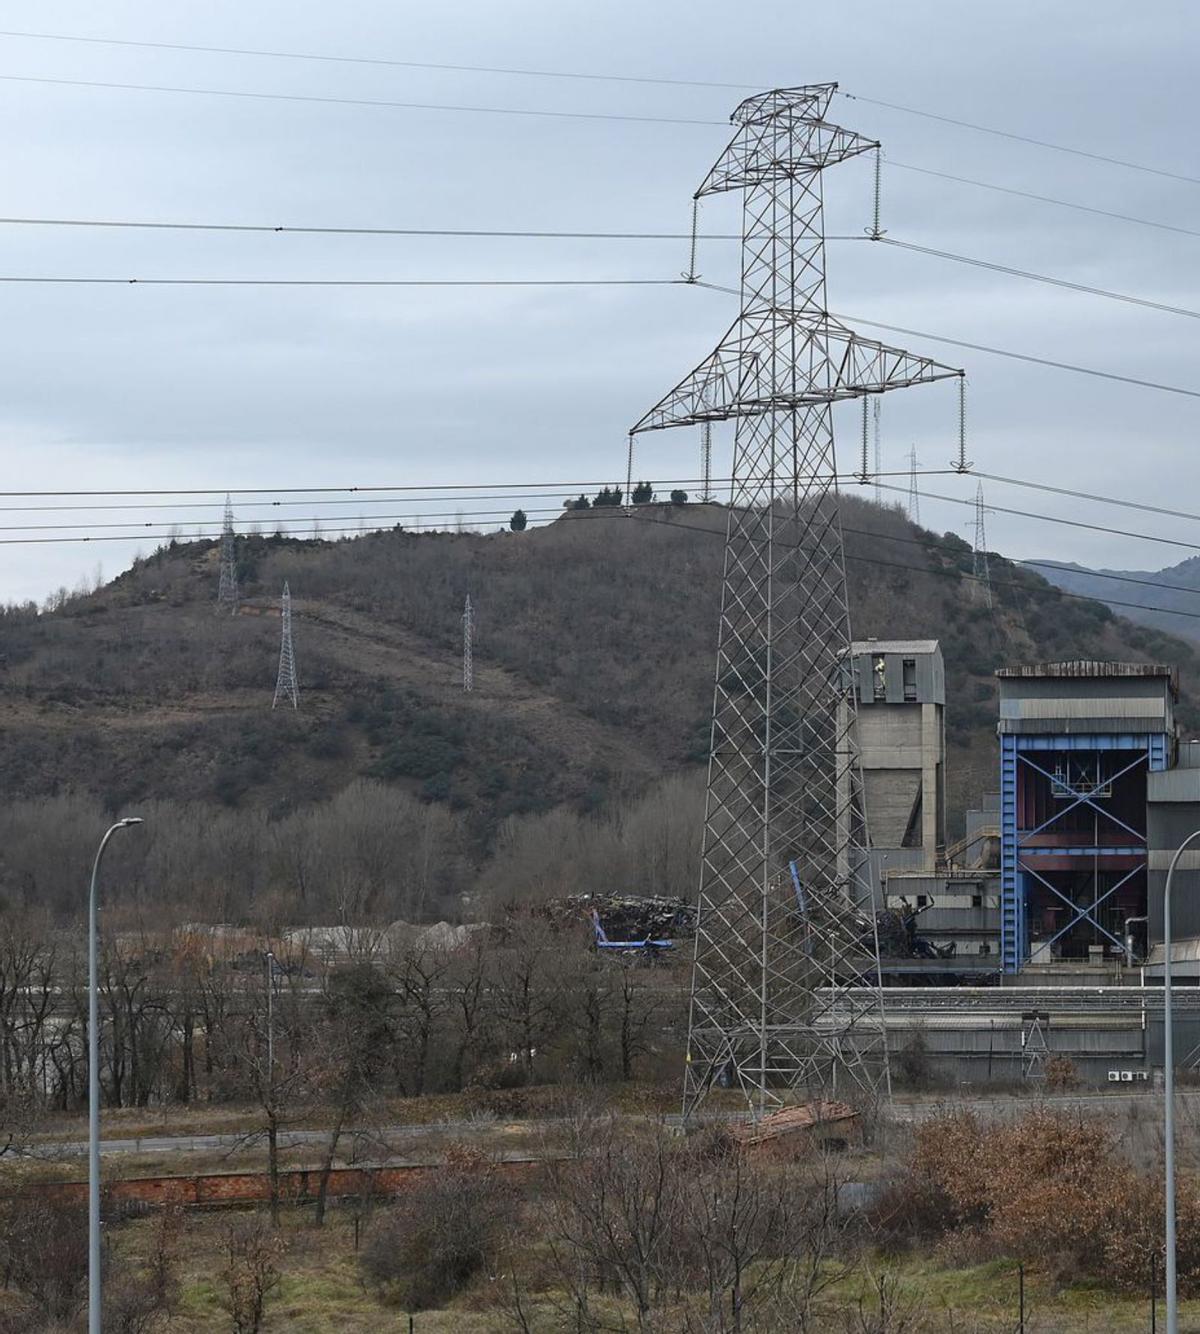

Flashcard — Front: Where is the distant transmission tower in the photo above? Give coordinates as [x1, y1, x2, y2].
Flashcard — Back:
[700, 420, 714, 502]
[630, 83, 962, 1119]
[973, 481, 993, 609]
[907, 446, 920, 524]
[217, 494, 238, 612]
[462, 593, 474, 692]
[272, 582, 299, 710]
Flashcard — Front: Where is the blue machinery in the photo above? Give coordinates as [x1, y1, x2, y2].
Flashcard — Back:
[590, 909, 674, 957]
[1000, 731, 1169, 972]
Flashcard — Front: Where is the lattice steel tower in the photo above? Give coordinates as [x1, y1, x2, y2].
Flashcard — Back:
[630, 84, 962, 1118]
[972, 481, 993, 609]
[907, 446, 921, 524]
[272, 582, 299, 710]
[462, 593, 474, 693]
[217, 494, 238, 612]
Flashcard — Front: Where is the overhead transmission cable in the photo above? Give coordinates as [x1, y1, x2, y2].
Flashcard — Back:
[0, 29, 758, 91]
[875, 481, 1200, 556]
[886, 160, 1200, 242]
[0, 216, 745, 240]
[0, 73, 728, 126]
[689, 281, 1200, 401]
[570, 507, 1200, 624]
[5, 467, 1200, 538]
[2, 169, 1195, 247]
[876, 236, 1200, 323]
[14, 494, 1200, 625]
[0, 267, 1193, 398]
[839, 91, 1200, 187]
[0, 472, 929, 499]
[17, 495, 1200, 607]
[1, 210, 1196, 323]
[0, 274, 681, 287]
[0, 29, 1188, 189]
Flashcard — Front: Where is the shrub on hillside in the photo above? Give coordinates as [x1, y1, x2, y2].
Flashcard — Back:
[360, 1154, 518, 1309]
[875, 1106, 1200, 1293]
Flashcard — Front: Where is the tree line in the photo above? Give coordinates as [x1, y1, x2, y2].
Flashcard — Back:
[0, 910, 682, 1126]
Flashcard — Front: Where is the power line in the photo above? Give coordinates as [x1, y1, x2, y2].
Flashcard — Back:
[0, 28, 758, 92]
[0, 469, 1194, 552]
[976, 471, 1200, 528]
[878, 236, 1200, 323]
[17, 487, 1200, 609]
[876, 480, 1200, 556]
[0, 215, 744, 241]
[888, 159, 1200, 242]
[571, 506, 1200, 625]
[842, 503, 1200, 602]
[5, 201, 1195, 326]
[0, 471, 870, 499]
[0, 29, 1185, 192]
[839, 310, 1200, 400]
[0, 72, 727, 126]
[840, 90, 1200, 187]
[18, 500, 1200, 628]
[2, 210, 1195, 330]
[691, 280, 1200, 401]
[0, 474, 940, 527]
[0, 274, 680, 287]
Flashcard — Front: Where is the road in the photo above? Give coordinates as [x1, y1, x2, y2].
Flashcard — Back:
[26, 1087, 1189, 1158]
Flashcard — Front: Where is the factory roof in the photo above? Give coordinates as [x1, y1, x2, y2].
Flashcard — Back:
[996, 661, 1175, 681]
[849, 639, 940, 655]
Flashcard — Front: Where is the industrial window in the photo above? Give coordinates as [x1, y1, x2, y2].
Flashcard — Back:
[902, 657, 917, 701]
[972, 895, 982, 909]
[873, 655, 886, 700]
[916, 894, 928, 908]
[979, 943, 991, 956]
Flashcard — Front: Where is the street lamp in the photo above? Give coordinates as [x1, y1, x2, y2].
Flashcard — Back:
[1162, 829, 1200, 1334]
[88, 817, 143, 1334]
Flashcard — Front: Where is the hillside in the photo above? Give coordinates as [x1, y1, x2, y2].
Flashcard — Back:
[2, 493, 1198, 922]
[1036, 555, 1200, 645]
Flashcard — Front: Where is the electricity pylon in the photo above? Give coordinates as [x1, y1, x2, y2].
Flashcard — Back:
[462, 593, 474, 692]
[272, 582, 299, 710]
[630, 83, 963, 1119]
[973, 482, 993, 609]
[217, 494, 238, 612]
[907, 446, 921, 524]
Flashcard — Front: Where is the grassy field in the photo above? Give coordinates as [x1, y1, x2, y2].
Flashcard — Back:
[81, 1208, 1183, 1332]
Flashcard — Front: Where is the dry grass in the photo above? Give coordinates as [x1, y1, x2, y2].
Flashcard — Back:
[92, 1205, 1196, 1333]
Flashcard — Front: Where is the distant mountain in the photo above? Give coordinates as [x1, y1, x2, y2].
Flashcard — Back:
[1032, 555, 1200, 644]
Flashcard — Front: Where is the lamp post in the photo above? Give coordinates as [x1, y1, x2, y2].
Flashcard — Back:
[89, 817, 143, 1334]
[1162, 829, 1200, 1334]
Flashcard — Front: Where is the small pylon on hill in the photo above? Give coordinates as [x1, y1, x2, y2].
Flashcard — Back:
[272, 582, 299, 710]
[462, 593, 474, 693]
[973, 481, 993, 609]
[217, 494, 238, 613]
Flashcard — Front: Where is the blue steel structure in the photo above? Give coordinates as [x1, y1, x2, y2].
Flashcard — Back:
[1000, 731, 1170, 973]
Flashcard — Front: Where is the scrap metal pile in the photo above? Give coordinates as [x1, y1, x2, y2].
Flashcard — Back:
[547, 893, 697, 942]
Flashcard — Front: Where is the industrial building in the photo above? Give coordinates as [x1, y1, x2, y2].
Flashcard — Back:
[841, 638, 946, 888]
[997, 660, 1176, 974]
[844, 651, 1200, 1084]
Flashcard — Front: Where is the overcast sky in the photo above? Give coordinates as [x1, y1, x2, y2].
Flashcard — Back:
[1, 1, 1198, 602]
